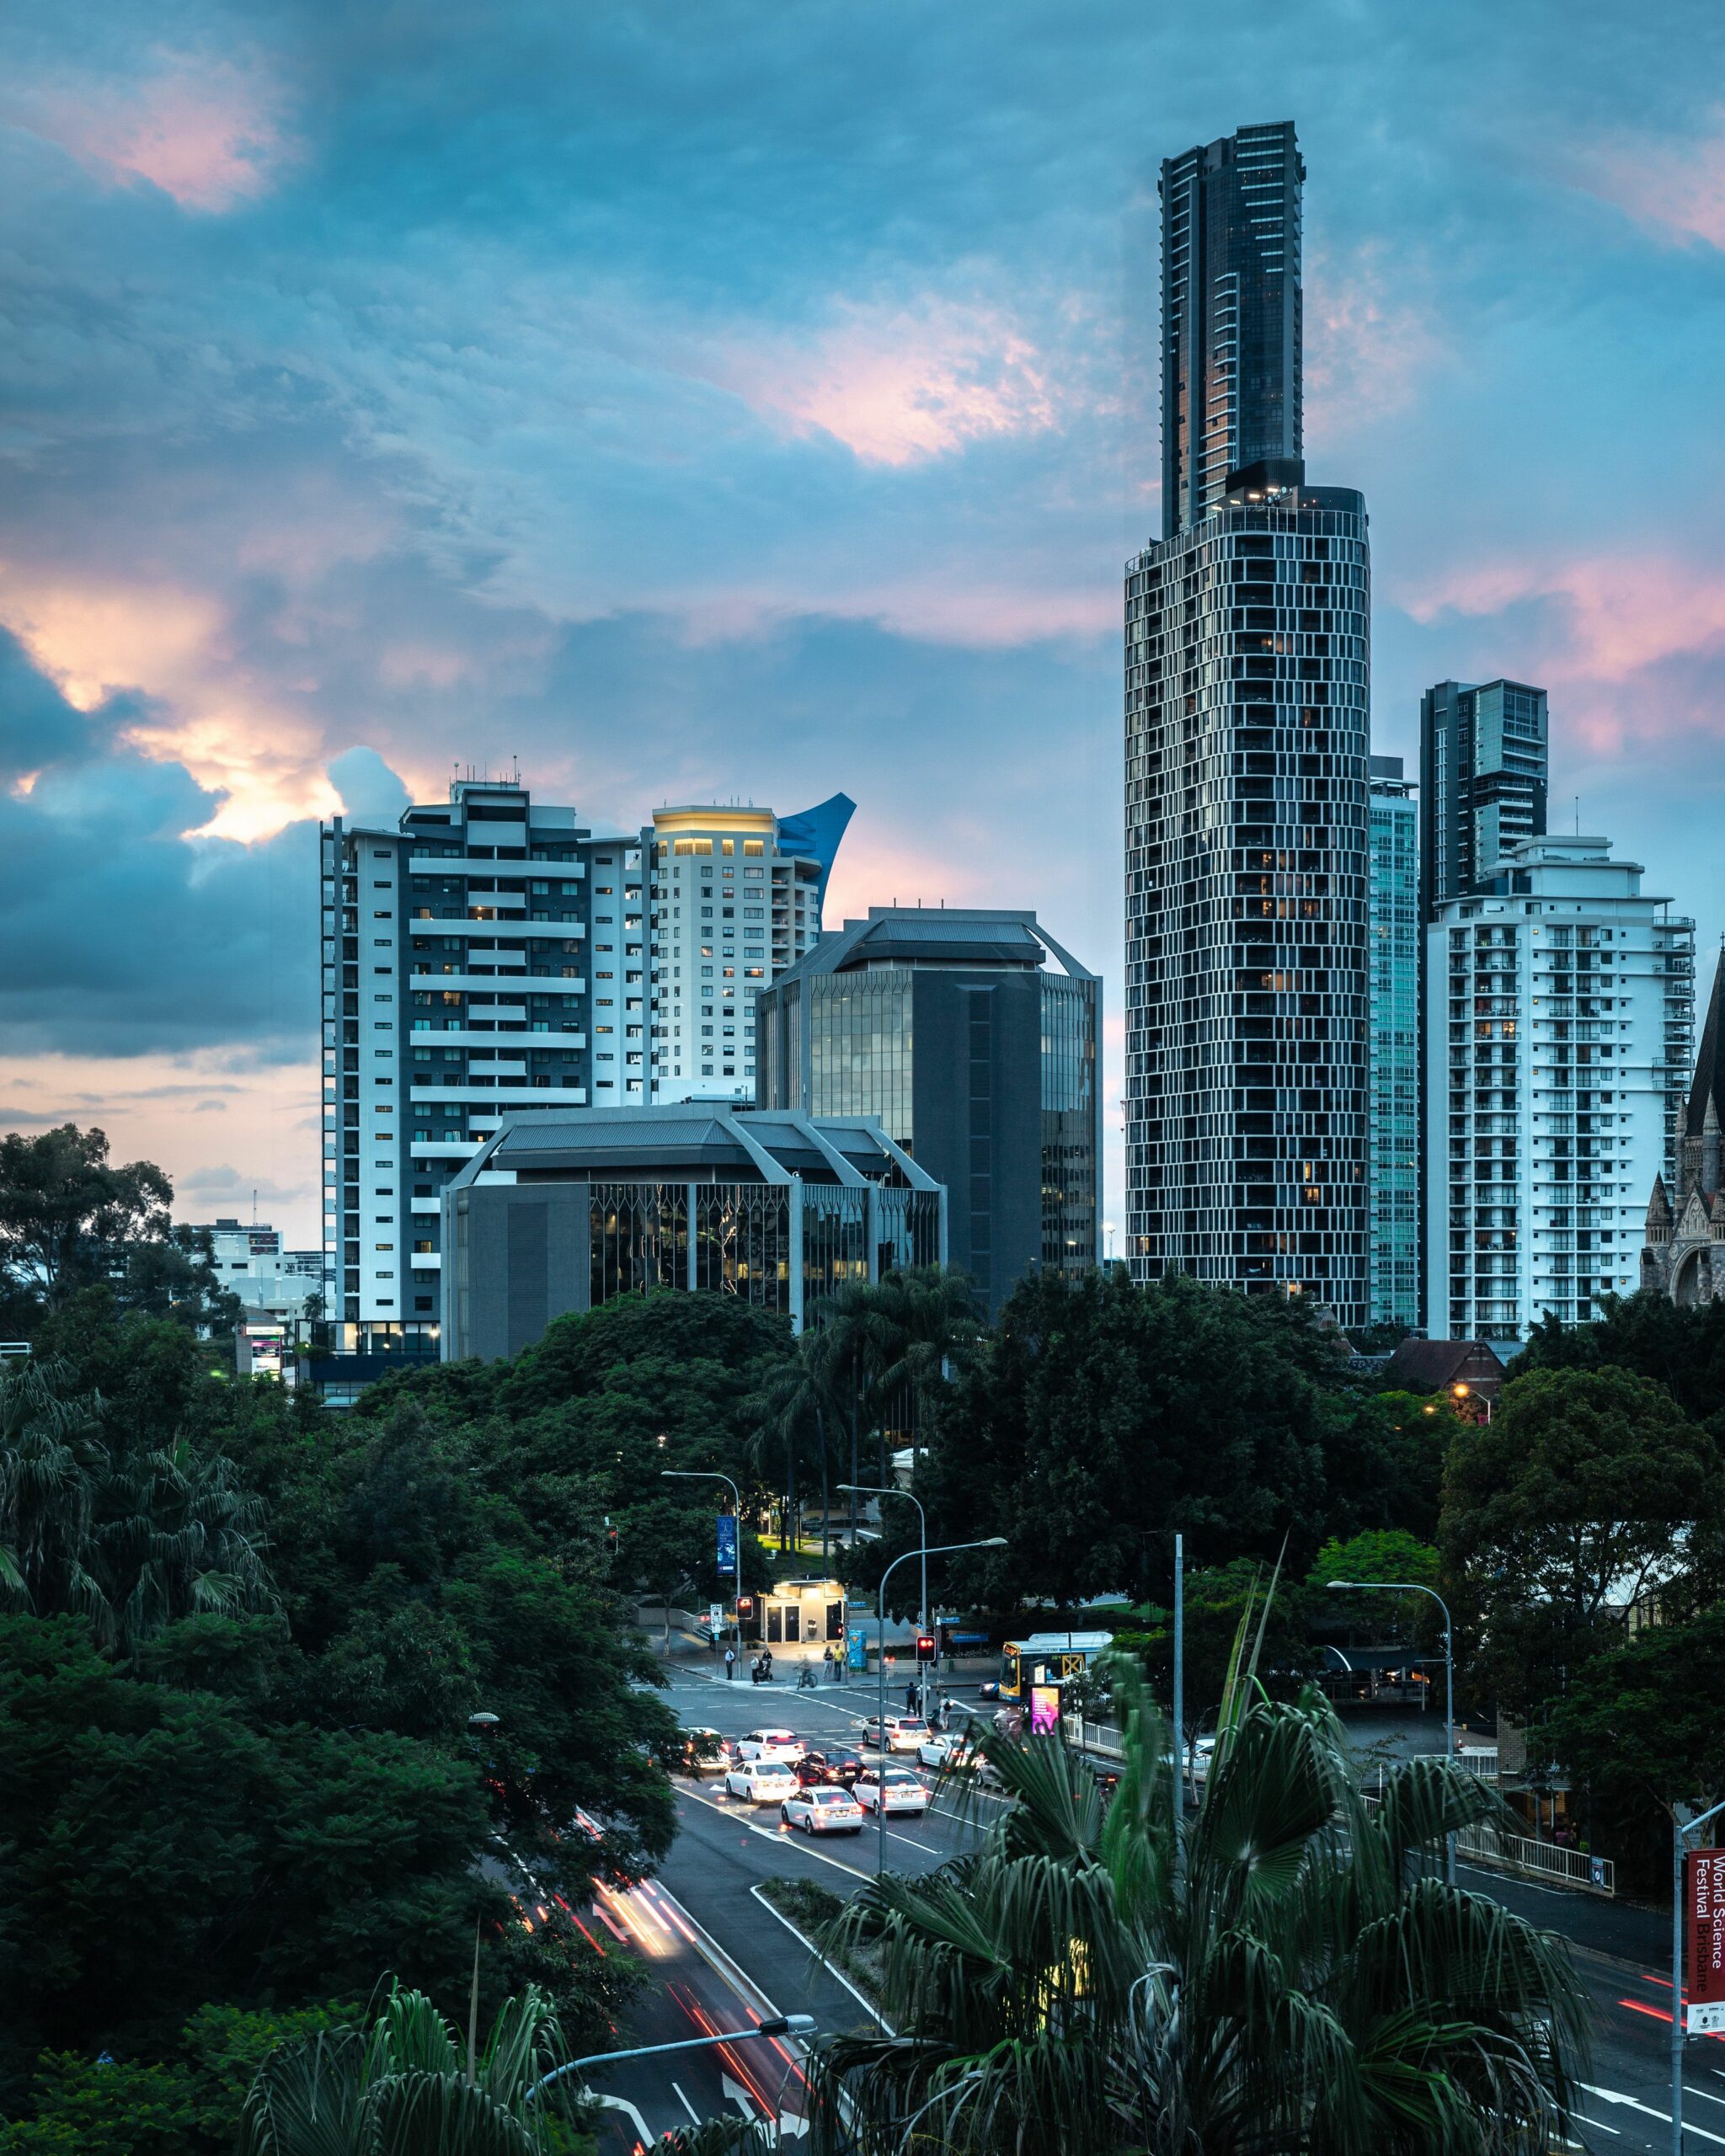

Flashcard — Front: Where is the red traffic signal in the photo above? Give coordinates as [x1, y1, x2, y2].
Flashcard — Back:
[736, 1596, 756, 1615]
[916, 1634, 937, 1662]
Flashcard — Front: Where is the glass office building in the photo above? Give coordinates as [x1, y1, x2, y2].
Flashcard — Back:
[756, 909, 1100, 1312]
[1418, 679, 1548, 921]
[1368, 756, 1420, 1328]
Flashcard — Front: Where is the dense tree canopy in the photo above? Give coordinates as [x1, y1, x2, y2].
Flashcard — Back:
[1439, 1363, 1724, 1718]
[1515, 1292, 1725, 1437]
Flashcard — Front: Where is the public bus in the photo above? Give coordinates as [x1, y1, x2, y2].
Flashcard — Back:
[999, 1630, 1114, 1729]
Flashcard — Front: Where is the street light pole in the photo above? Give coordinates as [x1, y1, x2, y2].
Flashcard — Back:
[841, 1481, 927, 1713]
[663, 1469, 743, 1647]
[1671, 1795, 1725, 2156]
[1172, 1531, 1184, 1810]
[870, 1537, 1006, 1877]
[530, 2015, 819, 2101]
[1329, 1578, 1456, 1885]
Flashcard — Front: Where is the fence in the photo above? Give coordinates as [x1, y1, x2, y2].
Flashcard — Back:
[1068, 1721, 1615, 1895]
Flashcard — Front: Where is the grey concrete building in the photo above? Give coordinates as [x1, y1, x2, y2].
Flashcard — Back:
[440, 1104, 945, 1361]
[753, 908, 1099, 1313]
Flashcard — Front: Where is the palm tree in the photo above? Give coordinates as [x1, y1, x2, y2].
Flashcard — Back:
[239, 1980, 579, 2154]
[0, 1357, 275, 1656]
[805, 1657, 1588, 2156]
[750, 1354, 848, 1561]
[805, 1267, 982, 1505]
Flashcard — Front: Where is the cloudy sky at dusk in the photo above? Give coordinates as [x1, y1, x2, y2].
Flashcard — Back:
[3, 0, 1722, 1244]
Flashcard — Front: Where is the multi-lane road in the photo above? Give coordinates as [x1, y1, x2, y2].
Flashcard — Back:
[580, 1660, 1715, 2156]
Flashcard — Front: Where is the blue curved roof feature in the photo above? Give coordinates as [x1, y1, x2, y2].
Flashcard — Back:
[776, 792, 856, 903]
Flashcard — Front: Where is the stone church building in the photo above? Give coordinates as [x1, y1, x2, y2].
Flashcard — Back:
[1643, 950, 1725, 1307]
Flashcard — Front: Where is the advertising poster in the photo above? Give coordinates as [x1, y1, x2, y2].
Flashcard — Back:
[716, 1513, 738, 1577]
[1029, 1684, 1061, 1735]
[847, 1627, 868, 1672]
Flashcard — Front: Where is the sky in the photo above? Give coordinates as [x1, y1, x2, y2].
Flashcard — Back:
[2, 0, 1723, 1248]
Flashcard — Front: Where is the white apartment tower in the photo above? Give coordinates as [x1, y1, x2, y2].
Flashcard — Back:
[320, 780, 852, 1365]
[645, 798, 853, 1100]
[1424, 834, 1694, 1345]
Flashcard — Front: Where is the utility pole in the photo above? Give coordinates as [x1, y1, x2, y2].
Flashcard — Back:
[1172, 1531, 1184, 1807]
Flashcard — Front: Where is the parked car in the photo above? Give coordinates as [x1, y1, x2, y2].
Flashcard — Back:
[780, 1787, 865, 1836]
[676, 1727, 725, 1775]
[862, 1716, 928, 1753]
[724, 1760, 800, 1805]
[734, 1728, 806, 1764]
[853, 1767, 930, 1816]
[795, 1750, 863, 1787]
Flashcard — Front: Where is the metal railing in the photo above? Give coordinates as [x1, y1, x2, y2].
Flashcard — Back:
[1453, 1818, 1614, 1895]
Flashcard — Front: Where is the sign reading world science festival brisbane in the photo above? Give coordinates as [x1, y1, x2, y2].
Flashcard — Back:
[1688, 1851, 1725, 2034]
[716, 1513, 738, 1580]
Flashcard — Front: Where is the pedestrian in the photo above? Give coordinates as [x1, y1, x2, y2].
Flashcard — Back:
[724, 1646, 736, 1681]
[761, 1646, 774, 1682]
[750, 1654, 761, 1684]
[798, 1660, 816, 1691]
[905, 1678, 918, 1713]
[821, 1645, 836, 1683]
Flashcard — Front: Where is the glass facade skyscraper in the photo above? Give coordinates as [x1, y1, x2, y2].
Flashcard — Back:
[1368, 756, 1420, 1328]
[1126, 128, 1373, 1326]
[1161, 122, 1304, 539]
[756, 909, 1099, 1313]
[1418, 679, 1548, 921]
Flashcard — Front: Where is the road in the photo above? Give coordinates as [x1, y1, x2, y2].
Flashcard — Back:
[591, 1659, 1716, 2154]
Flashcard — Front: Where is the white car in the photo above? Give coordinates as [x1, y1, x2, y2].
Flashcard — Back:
[916, 1734, 978, 1770]
[853, 1767, 929, 1816]
[724, 1761, 800, 1804]
[780, 1788, 865, 1836]
[734, 1728, 806, 1764]
[862, 1716, 928, 1753]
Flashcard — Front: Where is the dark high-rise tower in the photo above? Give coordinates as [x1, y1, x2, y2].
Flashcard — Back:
[1418, 679, 1549, 921]
[1161, 122, 1304, 540]
[1125, 126, 1372, 1326]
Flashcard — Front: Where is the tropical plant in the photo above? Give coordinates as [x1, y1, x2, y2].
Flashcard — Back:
[0, 1358, 275, 1657]
[238, 1980, 580, 2154]
[804, 1654, 1588, 2156]
[804, 1267, 983, 1505]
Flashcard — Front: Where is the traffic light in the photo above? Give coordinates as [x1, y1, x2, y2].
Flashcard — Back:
[736, 1595, 756, 1617]
[603, 1517, 618, 1559]
[916, 1634, 937, 1663]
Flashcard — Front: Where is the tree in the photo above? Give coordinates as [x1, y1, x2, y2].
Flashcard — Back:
[0, 1616, 498, 2099]
[238, 1982, 581, 2155]
[910, 1269, 1346, 1612]
[0, 1358, 275, 1659]
[1546, 1606, 1725, 1895]
[1516, 1294, 1725, 1438]
[1440, 1364, 1723, 1719]
[1114, 1557, 1317, 1746]
[806, 1267, 984, 1505]
[805, 1657, 1587, 2156]
[0, 1126, 188, 1315]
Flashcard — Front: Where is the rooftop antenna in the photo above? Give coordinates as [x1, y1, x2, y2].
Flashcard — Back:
[1574, 796, 1580, 835]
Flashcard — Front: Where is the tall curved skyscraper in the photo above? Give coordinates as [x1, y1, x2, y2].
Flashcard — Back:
[1125, 124, 1372, 1325]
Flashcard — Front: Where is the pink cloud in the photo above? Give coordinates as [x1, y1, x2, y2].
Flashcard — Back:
[1304, 239, 1444, 444]
[11, 53, 291, 212]
[1567, 117, 1725, 251]
[724, 299, 1060, 467]
[1405, 553, 1725, 685]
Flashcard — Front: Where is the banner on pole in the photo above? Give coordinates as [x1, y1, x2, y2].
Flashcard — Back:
[716, 1513, 738, 1578]
[846, 1626, 868, 1672]
[1687, 1850, 1725, 2031]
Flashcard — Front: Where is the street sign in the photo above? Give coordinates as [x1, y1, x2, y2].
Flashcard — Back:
[1687, 1850, 1725, 2031]
[708, 1603, 724, 1636]
[716, 1513, 738, 1577]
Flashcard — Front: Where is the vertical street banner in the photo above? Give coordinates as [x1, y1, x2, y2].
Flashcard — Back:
[716, 1513, 738, 1578]
[846, 1626, 868, 1672]
[1687, 1849, 1725, 2032]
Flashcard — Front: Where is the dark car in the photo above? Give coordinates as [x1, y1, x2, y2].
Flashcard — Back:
[796, 1750, 864, 1788]
[676, 1727, 725, 1775]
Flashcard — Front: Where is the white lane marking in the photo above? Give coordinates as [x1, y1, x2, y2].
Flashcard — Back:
[722, 2073, 759, 2120]
[671, 2082, 702, 2126]
[1583, 2085, 1725, 2145]
[676, 1784, 870, 1880]
[1577, 2116, 1621, 2135]
[593, 2093, 656, 2146]
[1685, 2084, 1725, 2110]
[747, 1882, 895, 2033]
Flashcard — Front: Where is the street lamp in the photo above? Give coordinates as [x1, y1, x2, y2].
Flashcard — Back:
[841, 1481, 927, 1713]
[529, 2015, 819, 2100]
[663, 1469, 743, 1646]
[869, 1538, 1006, 1876]
[1103, 1220, 1116, 1264]
[1451, 1380, 1492, 1424]
[1328, 1578, 1456, 1886]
